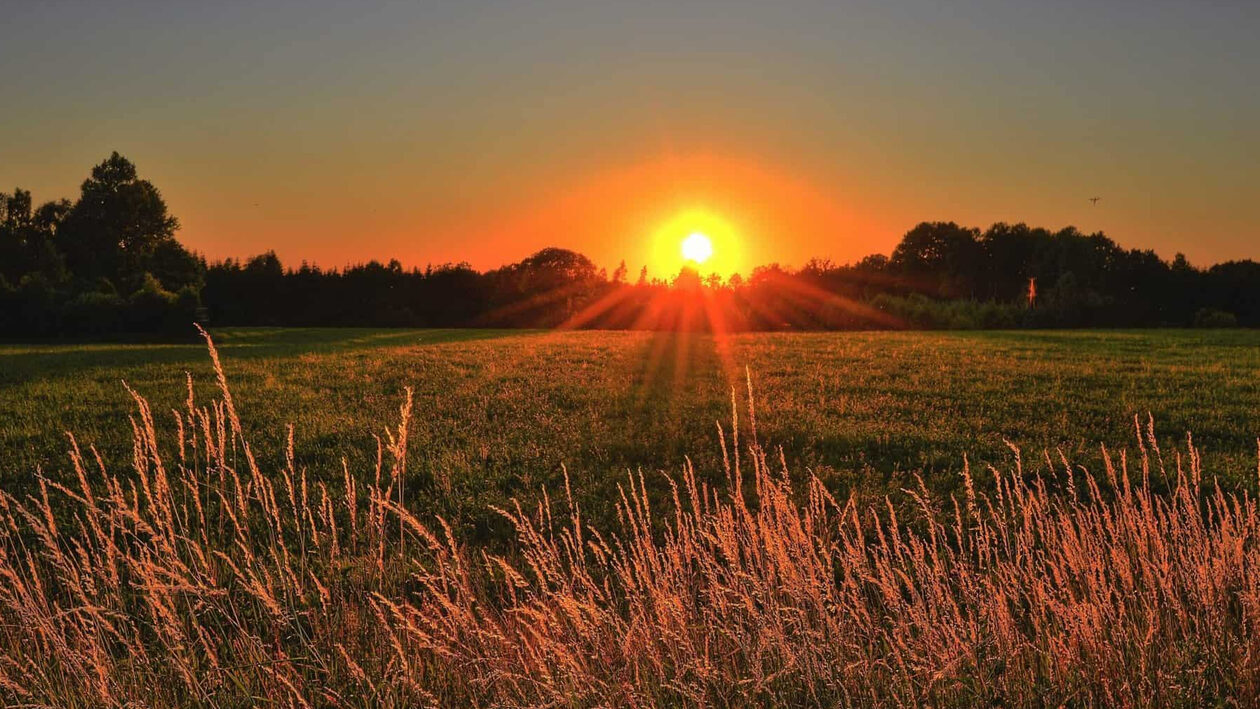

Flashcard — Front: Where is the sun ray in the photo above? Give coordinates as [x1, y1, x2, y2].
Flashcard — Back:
[698, 287, 742, 390]
[558, 285, 637, 330]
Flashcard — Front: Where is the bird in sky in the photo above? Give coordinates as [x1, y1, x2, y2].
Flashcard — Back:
[1089, 197, 1101, 206]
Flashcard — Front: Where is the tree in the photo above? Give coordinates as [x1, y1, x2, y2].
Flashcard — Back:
[0, 190, 33, 284]
[979, 223, 1045, 301]
[514, 247, 598, 286]
[58, 152, 196, 294]
[854, 254, 889, 272]
[673, 266, 702, 290]
[1, 189, 68, 287]
[1205, 261, 1260, 327]
[890, 222, 982, 297]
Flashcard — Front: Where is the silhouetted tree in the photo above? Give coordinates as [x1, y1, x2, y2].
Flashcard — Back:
[3, 152, 1257, 337]
[58, 152, 200, 297]
[1, 189, 68, 288]
[891, 222, 982, 297]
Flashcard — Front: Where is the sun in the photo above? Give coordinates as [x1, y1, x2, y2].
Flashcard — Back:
[681, 232, 714, 264]
[648, 207, 742, 278]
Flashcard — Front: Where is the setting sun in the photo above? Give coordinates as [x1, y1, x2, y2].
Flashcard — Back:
[681, 232, 713, 264]
[649, 208, 744, 278]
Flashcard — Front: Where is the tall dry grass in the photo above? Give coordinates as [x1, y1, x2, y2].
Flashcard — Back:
[2, 330, 1259, 707]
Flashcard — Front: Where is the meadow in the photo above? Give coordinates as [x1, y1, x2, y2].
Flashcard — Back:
[2, 327, 1258, 530]
[3, 327, 1260, 706]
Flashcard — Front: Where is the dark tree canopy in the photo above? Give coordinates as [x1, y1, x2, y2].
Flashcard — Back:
[3, 154, 1260, 338]
[1, 189, 68, 289]
[58, 152, 195, 295]
[1, 154, 202, 336]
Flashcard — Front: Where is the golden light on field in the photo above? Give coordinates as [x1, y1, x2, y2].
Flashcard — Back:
[649, 208, 743, 279]
[681, 232, 713, 264]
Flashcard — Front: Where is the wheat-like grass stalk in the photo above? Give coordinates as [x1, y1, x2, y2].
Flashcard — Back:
[0, 333, 1258, 706]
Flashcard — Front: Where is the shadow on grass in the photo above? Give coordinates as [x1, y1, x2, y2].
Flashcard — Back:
[0, 327, 534, 383]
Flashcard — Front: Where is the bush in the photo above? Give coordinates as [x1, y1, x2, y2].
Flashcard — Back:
[125, 272, 178, 332]
[62, 290, 126, 334]
[0, 276, 14, 333]
[13, 272, 62, 335]
[1193, 307, 1238, 328]
[872, 293, 1027, 329]
[173, 285, 203, 329]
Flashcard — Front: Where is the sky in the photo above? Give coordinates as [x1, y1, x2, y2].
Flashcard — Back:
[2, 0, 1257, 277]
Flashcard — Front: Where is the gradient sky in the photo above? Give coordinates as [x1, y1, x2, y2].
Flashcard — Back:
[3, 1, 1257, 276]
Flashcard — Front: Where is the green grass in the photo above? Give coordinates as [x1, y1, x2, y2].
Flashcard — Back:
[3, 327, 1258, 540]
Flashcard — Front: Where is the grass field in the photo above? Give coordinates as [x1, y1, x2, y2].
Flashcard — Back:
[3, 327, 1258, 536]
[4, 327, 1260, 706]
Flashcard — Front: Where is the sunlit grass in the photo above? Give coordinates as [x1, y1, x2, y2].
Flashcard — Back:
[1, 330, 1258, 706]
[2, 328, 1258, 534]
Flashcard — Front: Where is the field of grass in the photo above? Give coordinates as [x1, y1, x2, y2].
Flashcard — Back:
[3, 326, 1260, 706]
[3, 328, 1258, 525]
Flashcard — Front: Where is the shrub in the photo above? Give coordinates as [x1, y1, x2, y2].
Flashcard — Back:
[124, 272, 178, 332]
[62, 290, 126, 334]
[1193, 307, 1238, 328]
[872, 293, 1026, 329]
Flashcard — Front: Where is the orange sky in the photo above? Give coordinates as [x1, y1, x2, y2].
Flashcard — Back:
[3, 2, 1258, 277]
[415, 154, 894, 279]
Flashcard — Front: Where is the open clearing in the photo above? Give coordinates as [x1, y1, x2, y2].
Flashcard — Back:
[3, 328, 1257, 537]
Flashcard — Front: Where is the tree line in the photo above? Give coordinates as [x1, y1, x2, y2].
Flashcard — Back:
[4, 153, 1258, 337]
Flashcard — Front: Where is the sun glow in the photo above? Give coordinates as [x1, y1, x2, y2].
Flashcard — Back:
[681, 232, 713, 264]
[649, 208, 743, 279]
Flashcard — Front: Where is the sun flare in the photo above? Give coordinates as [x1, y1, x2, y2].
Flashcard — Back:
[649, 208, 743, 279]
[681, 232, 714, 264]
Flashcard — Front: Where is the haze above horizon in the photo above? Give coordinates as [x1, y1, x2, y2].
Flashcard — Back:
[2, 1, 1257, 276]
